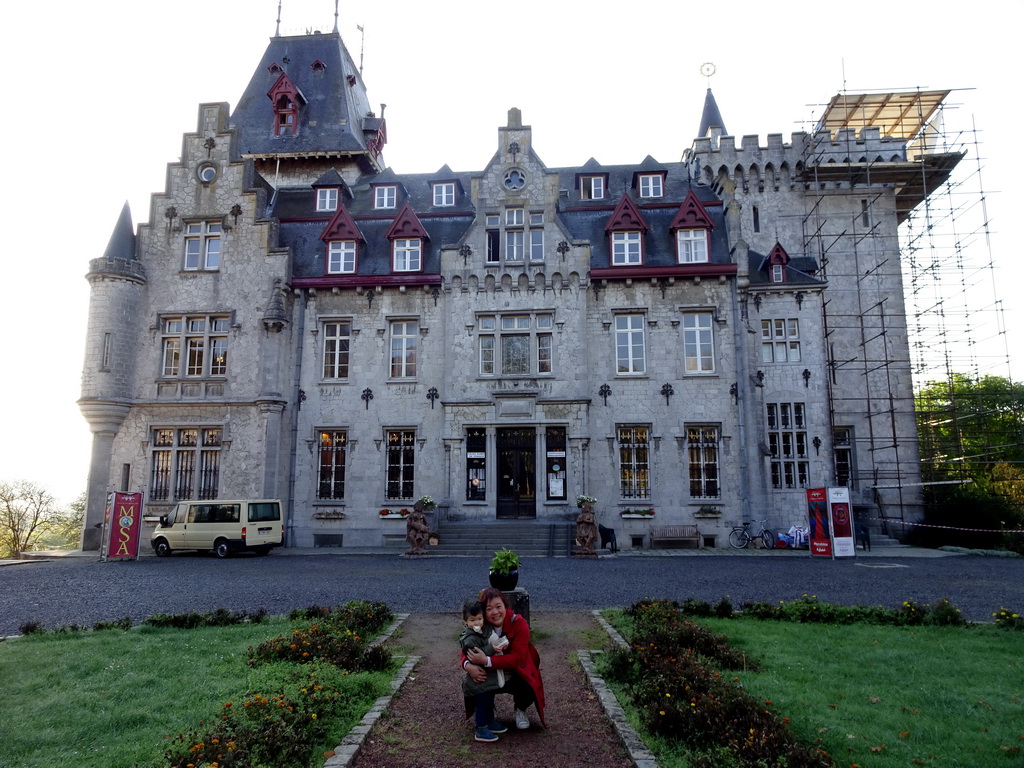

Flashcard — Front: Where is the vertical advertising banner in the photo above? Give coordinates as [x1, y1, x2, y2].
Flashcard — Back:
[828, 486, 856, 557]
[104, 492, 143, 561]
[806, 487, 832, 557]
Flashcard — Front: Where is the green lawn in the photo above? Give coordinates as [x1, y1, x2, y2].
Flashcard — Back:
[0, 619, 392, 768]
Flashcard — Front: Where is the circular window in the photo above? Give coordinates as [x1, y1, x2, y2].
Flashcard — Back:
[197, 163, 218, 183]
[503, 168, 526, 191]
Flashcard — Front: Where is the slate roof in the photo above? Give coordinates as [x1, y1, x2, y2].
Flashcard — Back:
[747, 251, 824, 287]
[230, 32, 379, 159]
[102, 201, 137, 261]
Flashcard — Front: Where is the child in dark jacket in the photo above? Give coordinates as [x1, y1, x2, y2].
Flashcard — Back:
[459, 598, 509, 742]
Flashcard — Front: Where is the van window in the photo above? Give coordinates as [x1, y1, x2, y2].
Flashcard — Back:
[248, 502, 281, 522]
[189, 503, 241, 523]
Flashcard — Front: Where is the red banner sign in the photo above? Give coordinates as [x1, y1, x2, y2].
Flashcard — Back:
[806, 488, 832, 557]
[104, 492, 143, 561]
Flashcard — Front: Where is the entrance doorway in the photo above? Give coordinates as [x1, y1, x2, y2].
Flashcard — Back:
[496, 427, 536, 519]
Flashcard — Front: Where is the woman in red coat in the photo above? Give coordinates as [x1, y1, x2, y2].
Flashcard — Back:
[463, 587, 546, 736]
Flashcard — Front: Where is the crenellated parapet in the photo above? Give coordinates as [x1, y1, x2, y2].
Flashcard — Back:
[688, 126, 909, 192]
[86, 256, 147, 284]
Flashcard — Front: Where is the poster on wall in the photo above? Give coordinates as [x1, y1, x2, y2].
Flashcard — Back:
[102, 492, 144, 561]
[806, 487, 832, 557]
[828, 486, 856, 557]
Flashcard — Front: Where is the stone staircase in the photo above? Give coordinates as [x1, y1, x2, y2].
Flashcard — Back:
[430, 521, 575, 557]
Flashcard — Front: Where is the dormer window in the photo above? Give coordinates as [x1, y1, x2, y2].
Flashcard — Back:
[605, 195, 649, 267]
[638, 174, 664, 198]
[676, 229, 709, 263]
[580, 175, 605, 200]
[772, 264, 785, 283]
[275, 95, 297, 135]
[311, 59, 326, 72]
[612, 232, 642, 265]
[317, 188, 339, 212]
[393, 239, 422, 271]
[432, 182, 455, 206]
[374, 186, 397, 209]
[327, 241, 357, 273]
[767, 242, 790, 284]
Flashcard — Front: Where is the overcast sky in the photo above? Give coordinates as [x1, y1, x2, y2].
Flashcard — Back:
[3, 0, 1018, 503]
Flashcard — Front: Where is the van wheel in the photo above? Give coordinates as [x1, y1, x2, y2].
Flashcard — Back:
[154, 539, 171, 557]
[214, 539, 231, 559]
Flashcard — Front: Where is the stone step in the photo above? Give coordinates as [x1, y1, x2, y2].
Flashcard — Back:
[431, 521, 574, 557]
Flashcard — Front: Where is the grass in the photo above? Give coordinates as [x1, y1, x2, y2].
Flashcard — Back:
[602, 609, 1024, 767]
[0, 618, 393, 768]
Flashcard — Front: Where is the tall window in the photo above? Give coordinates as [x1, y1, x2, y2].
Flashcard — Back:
[545, 427, 567, 501]
[834, 427, 853, 486]
[767, 402, 809, 489]
[275, 95, 297, 135]
[761, 319, 801, 362]
[687, 426, 720, 498]
[386, 429, 415, 500]
[682, 313, 715, 373]
[614, 314, 646, 374]
[485, 214, 500, 263]
[317, 430, 347, 499]
[676, 229, 708, 263]
[390, 321, 418, 378]
[392, 238, 421, 272]
[506, 230, 524, 261]
[316, 188, 338, 212]
[618, 425, 650, 499]
[432, 182, 455, 206]
[150, 427, 221, 501]
[611, 231, 642, 265]
[161, 315, 229, 378]
[184, 222, 222, 271]
[639, 174, 663, 198]
[478, 313, 553, 376]
[529, 222, 544, 262]
[327, 240, 356, 273]
[322, 320, 351, 379]
[466, 427, 486, 501]
[374, 186, 396, 209]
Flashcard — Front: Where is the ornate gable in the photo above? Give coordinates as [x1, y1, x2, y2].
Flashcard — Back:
[670, 190, 714, 230]
[768, 242, 790, 265]
[385, 202, 428, 240]
[605, 194, 649, 233]
[319, 205, 363, 242]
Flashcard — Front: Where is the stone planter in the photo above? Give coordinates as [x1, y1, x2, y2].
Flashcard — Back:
[620, 513, 655, 519]
[379, 513, 408, 519]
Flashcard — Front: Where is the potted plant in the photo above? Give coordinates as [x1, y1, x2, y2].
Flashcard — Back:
[417, 494, 436, 511]
[488, 547, 520, 591]
[576, 494, 597, 508]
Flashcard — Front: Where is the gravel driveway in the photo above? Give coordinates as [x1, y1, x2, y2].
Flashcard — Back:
[2, 550, 1022, 635]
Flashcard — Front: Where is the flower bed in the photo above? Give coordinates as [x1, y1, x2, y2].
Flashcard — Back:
[620, 507, 654, 518]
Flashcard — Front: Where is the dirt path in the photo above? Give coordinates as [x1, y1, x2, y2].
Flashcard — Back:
[351, 611, 635, 768]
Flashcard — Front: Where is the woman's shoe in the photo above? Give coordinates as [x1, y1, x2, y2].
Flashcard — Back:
[475, 727, 500, 742]
[514, 709, 530, 729]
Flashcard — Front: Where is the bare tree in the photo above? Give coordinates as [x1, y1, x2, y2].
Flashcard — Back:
[0, 481, 62, 557]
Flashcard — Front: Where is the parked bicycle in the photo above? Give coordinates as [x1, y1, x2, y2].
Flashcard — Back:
[728, 518, 775, 549]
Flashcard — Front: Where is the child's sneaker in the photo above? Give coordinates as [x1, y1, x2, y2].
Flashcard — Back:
[487, 719, 508, 733]
[514, 709, 530, 729]
[475, 727, 500, 742]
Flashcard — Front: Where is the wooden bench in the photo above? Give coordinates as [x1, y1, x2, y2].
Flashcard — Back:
[649, 524, 701, 549]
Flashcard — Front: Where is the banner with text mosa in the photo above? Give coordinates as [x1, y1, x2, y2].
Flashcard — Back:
[827, 486, 856, 557]
[103, 492, 143, 561]
[806, 487, 832, 557]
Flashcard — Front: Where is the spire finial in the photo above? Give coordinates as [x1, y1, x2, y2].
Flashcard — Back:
[333, 0, 339, 33]
[275, 0, 282, 36]
[700, 62, 716, 86]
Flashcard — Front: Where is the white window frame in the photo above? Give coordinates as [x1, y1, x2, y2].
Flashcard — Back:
[392, 238, 422, 272]
[389, 320, 418, 378]
[614, 314, 646, 374]
[505, 208, 524, 226]
[432, 182, 456, 206]
[316, 188, 338, 212]
[529, 228, 544, 261]
[676, 229, 709, 264]
[505, 230, 524, 261]
[374, 185, 396, 209]
[639, 174, 663, 198]
[682, 312, 715, 373]
[161, 315, 229, 379]
[761, 319, 801, 363]
[322, 320, 351, 379]
[477, 313, 554, 376]
[581, 176, 604, 200]
[772, 264, 785, 283]
[687, 425, 720, 498]
[611, 231, 642, 266]
[327, 240, 356, 274]
[184, 221, 222, 271]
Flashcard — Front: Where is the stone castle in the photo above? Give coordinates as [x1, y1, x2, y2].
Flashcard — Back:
[79, 25, 960, 550]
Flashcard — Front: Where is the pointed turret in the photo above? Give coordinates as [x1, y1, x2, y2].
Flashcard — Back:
[101, 201, 137, 261]
[697, 87, 727, 138]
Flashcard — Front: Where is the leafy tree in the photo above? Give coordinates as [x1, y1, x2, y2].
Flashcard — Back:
[0, 481, 65, 557]
[914, 374, 1024, 550]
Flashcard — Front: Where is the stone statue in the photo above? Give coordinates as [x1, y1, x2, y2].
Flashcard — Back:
[405, 500, 430, 556]
[575, 502, 598, 557]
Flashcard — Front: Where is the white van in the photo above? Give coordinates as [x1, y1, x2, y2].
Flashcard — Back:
[151, 499, 284, 558]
